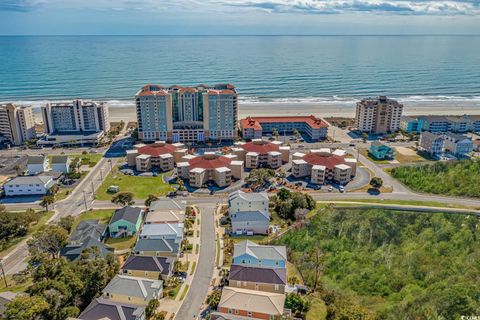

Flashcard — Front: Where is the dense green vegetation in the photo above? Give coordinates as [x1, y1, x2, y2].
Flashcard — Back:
[270, 188, 316, 221]
[391, 160, 480, 198]
[277, 207, 480, 319]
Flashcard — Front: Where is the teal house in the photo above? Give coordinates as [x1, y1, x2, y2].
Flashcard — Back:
[369, 141, 395, 160]
[108, 206, 144, 238]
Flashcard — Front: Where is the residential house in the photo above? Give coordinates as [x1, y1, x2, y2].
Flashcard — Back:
[228, 265, 287, 294]
[50, 155, 71, 173]
[420, 116, 451, 133]
[102, 275, 162, 306]
[400, 116, 420, 133]
[473, 139, 480, 152]
[133, 238, 180, 257]
[60, 237, 113, 261]
[228, 191, 269, 214]
[230, 211, 270, 235]
[120, 255, 174, 281]
[149, 199, 185, 212]
[446, 116, 471, 133]
[79, 298, 145, 320]
[3, 175, 55, 196]
[68, 219, 106, 245]
[139, 223, 184, 243]
[27, 155, 48, 175]
[212, 287, 286, 320]
[369, 141, 395, 160]
[419, 132, 445, 156]
[443, 133, 473, 157]
[232, 241, 287, 269]
[108, 206, 144, 238]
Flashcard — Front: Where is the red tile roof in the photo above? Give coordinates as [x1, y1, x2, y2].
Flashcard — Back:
[240, 115, 328, 131]
[302, 153, 346, 170]
[137, 142, 180, 157]
[188, 155, 233, 170]
[241, 141, 280, 154]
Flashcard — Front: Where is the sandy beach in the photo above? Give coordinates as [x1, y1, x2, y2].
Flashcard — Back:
[31, 101, 480, 124]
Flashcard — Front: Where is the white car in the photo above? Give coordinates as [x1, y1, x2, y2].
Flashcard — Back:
[328, 186, 334, 192]
[339, 186, 345, 193]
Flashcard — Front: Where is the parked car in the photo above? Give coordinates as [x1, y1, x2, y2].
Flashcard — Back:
[339, 186, 345, 193]
[328, 186, 333, 192]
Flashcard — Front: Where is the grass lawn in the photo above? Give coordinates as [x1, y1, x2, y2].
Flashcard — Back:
[179, 284, 190, 301]
[306, 296, 327, 320]
[72, 209, 114, 230]
[287, 261, 303, 284]
[230, 235, 269, 244]
[0, 211, 54, 257]
[105, 236, 137, 251]
[48, 153, 103, 168]
[95, 167, 175, 201]
[0, 274, 33, 293]
[190, 261, 196, 275]
[169, 283, 182, 300]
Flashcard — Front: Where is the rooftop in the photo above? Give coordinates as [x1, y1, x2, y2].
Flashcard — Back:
[233, 240, 287, 261]
[302, 151, 347, 170]
[229, 265, 286, 285]
[218, 287, 285, 315]
[231, 210, 270, 222]
[134, 238, 180, 254]
[229, 190, 269, 203]
[27, 155, 46, 165]
[136, 141, 182, 157]
[240, 139, 281, 154]
[121, 255, 174, 275]
[110, 206, 143, 225]
[102, 275, 162, 300]
[140, 223, 184, 238]
[240, 115, 328, 130]
[188, 154, 233, 170]
[79, 298, 145, 320]
[50, 155, 69, 164]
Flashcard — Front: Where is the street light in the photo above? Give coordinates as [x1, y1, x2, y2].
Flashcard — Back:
[82, 191, 88, 211]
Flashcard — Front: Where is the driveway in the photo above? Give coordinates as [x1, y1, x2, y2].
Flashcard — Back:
[175, 203, 217, 319]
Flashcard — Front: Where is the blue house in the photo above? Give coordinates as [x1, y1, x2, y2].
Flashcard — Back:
[369, 141, 395, 160]
[232, 240, 286, 269]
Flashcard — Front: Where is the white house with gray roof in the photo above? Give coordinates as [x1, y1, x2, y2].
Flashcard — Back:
[231, 211, 270, 235]
[3, 175, 54, 196]
[139, 222, 184, 243]
[27, 155, 48, 175]
[102, 275, 162, 306]
[228, 191, 269, 214]
[50, 155, 71, 173]
[232, 241, 287, 269]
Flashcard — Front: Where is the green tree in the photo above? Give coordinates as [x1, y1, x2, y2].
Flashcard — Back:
[40, 195, 55, 212]
[27, 225, 68, 259]
[145, 299, 160, 319]
[111, 192, 134, 206]
[207, 290, 222, 309]
[57, 216, 75, 233]
[369, 177, 383, 190]
[285, 293, 310, 316]
[277, 188, 291, 201]
[145, 194, 159, 207]
[4, 295, 49, 320]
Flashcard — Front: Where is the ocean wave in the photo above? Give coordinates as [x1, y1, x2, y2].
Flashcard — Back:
[3, 95, 480, 109]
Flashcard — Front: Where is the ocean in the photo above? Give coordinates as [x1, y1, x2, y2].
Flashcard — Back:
[1, 35, 480, 109]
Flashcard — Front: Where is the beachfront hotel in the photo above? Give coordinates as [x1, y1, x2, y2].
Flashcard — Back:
[135, 84, 238, 143]
[39, 100, 110, 146]
[239, 115, 329, 141]
[292, 148, 357, 185]
[355, 96, 403, 134]
[0, 103, 36, 146]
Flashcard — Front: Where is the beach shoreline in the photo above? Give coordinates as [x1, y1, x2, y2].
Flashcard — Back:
[30, 101, 480, 124]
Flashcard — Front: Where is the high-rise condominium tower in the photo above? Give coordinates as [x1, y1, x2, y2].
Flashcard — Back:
[0, 103, 36, 146]
[355, 96, 403, 134]
[135, 84, 238, 143]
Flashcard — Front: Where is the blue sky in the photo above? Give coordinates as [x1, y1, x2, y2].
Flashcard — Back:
[1, 0, 479, 35]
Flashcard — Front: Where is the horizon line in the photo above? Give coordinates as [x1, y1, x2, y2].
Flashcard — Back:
[1, 34, 480, 37]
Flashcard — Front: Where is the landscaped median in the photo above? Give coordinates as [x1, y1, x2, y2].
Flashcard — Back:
[95, 166, 176, 201]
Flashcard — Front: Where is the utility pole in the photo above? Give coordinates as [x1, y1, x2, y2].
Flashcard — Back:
[91, 181, 95, 194]
[108, 159, 113, 172]
[83, 191, 88, 211]
[0, 259, 8, 288]
[100, 168, 103, 181]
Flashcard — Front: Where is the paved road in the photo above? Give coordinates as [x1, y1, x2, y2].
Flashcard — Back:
[175, 203, 216, 320]
[1, 156, 118, 275]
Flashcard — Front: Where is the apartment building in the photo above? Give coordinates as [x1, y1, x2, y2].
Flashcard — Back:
[401, 115, 480, 134]
[177, 152, 243, 188]
[126, 141, 188, 172]
[231, 139, 290, 169]
[239, 115, 329, 141]
[40, 100, 110, 146]
[291, 148, 357, 185]
[135, 84, 238, 143]
[0, 104, 36, 146]
[355, 96, 403, 134]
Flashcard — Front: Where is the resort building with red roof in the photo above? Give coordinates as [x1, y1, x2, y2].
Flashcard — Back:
[239, 115, 329, 141]
[292, 148, 357, 185]
[135, 84, 238, 143]
[126, 141, 188, 172]
[177, 152, 243, 188]
[231, 139, 290, 169]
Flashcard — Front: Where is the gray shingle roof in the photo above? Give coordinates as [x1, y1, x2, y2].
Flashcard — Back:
[110, 206, 143, 225]
[27, 155, 46, 165]
[233, 241, 287, 261]
[121, 255, 174, 275]
[68, 219, 106, 244]
[4, 175, 53, 186]
[229, 190, 269, 202]
[229, 265, 286, 285]
[102, 275, 162, 300]
[149, 199, 185, 211]
[79, 298, 145, 320]
[231, 211, 270, 222]
[133, 238, 179, 254]
[60, 237, 112, 261]
[51, 155, 69, 164]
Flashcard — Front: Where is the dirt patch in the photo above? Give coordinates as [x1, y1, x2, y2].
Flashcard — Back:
[395, 147, 417, 156]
